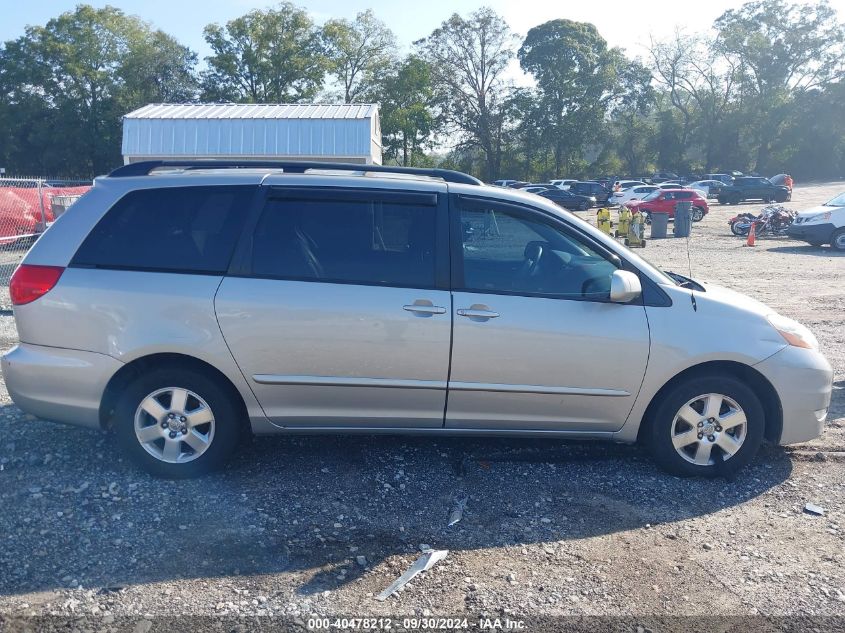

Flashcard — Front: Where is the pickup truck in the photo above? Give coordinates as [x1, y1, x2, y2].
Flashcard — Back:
[716, 177, 790, 205]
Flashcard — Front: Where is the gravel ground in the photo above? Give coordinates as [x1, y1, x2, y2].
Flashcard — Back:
[0, 181, 843, 631]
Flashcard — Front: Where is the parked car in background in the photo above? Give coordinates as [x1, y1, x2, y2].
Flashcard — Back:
[569, 181, 611, 206]
[687, 180, 726, 199]
[522, 185, 551, 194]
[769, 174, 793, 201]
[625, 188, 709, 221]
[612, 184, 659, 206]
[492, 179, 521, 188]
[508, 182, 532, 189]
[651, 172, 680, 183]
[613, 180, 646, 191]
[549, 179, 577, 190]
[538, 187, 596, 211]
[704, 173, 734, 185]
[788, 192, 845, 250]
[656, 182, 685, 190]
[717, 177, 790, 205]
[3, 160, 830, 479]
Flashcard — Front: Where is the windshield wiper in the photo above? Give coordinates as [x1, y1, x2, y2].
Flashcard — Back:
[666, 271, 704, 291]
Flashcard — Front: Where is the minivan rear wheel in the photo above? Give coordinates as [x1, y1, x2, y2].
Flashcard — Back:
[114, 367, 242, 478]
[644, 375, 764, 477]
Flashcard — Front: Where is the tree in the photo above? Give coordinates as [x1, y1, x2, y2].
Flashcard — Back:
[201, 3, 326, 103]
[518, 20, 630, 176]
[648, 32, 739, 170]
[372, 56, 436, 166]
[608, 61, 657, 176]
[714, 0, 845, 171]
[323, 10, 396, 103]
[415, 8, 517, 181]
[0, 5, 197, 176]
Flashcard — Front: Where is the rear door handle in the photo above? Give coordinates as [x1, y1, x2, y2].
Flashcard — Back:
[403, 304, 447, 315]
[457, 308, 500, 319]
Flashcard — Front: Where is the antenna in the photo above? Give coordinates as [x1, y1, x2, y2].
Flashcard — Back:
[685, 204, 697, 311]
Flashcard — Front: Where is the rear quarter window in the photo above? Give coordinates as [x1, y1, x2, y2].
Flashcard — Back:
[71, 186, 255, 274]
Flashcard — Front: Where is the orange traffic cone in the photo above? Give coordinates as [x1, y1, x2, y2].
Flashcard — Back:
[745, 221, 756, 247]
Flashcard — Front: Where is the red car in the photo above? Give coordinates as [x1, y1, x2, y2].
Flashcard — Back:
[625, 188, 709, 222]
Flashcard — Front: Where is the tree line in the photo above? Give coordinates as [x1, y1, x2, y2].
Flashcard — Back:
[0, 0, 843, 181]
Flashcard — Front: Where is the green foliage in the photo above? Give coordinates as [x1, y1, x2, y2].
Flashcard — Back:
[370, 56, 436, 166]
[0, 5, 197, 176]
[323, 10, 396, 103]
[201, 3, 326, 103]
[415, 8, 517, 181]
[1, 0, 844, 181]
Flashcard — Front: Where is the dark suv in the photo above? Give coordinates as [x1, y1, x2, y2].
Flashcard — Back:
[569, 181, 611, 206]
[716, 177, 790, 205]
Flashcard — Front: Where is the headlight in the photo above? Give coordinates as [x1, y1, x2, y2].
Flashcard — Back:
[767, 313, 818, 350]
[803, 212, 831, 223]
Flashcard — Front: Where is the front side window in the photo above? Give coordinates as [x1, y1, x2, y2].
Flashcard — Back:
[72, 186, 254, 273]
[250, 196, 436, 288]
[458, 203, 618, 299]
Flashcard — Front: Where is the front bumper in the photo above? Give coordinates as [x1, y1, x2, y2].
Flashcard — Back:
[754, 345, 833, 444]
[787, 222, 835, 244]
[2, 343, 122, 429]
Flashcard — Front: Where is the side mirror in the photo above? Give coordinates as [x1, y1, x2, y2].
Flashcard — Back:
[610, 269, 642, 303]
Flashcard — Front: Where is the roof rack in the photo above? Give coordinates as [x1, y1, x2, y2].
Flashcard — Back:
[108, 160, 483, 186]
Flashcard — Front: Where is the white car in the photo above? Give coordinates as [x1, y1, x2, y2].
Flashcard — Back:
[612, 184, 659, 206]
[687, 180, 725, 198]
[522, 185, 550, 194]
[787, 192, 845, 250]
[613, 180, 646, 191]
[549, 179, 577, 190]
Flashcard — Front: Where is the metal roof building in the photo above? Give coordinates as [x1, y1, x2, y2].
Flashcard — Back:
[121, 103, 382, 165]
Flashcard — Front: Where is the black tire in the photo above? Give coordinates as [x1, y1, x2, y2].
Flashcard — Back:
[692, 207, 705, 222]
[643, 374, 765, 478]
[831, 228, 845, 251]
[114, 366, 243, 478]
[730, 222, 749, 236]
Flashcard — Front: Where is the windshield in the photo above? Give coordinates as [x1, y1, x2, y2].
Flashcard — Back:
[643, 190, 661, 201]
[825, 192, 845, 206]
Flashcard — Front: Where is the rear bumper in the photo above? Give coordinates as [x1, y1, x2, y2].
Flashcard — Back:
[787, 222, 835, 244]
[1, 343, 122, 429]
[754, 346, 833, 444]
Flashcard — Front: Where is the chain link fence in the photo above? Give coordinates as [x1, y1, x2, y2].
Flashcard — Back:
[0, 178, 92, 310]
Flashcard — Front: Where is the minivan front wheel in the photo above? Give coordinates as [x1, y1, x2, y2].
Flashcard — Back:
[114, 367, 242, 477]
[644, 375, 764, 477]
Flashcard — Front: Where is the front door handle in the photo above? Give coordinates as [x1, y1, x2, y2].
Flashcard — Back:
[457, 307, 500, 320]
[404, 304, 447, 315]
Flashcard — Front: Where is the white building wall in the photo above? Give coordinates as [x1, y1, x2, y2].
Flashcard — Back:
[121, 104, 382, 165]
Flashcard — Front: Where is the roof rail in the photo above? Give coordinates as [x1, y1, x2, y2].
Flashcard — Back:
[108, 160, 483, 186]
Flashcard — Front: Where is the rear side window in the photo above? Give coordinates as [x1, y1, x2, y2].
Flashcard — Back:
[72, 186, 254, 274]
[249, 197, 436, 288]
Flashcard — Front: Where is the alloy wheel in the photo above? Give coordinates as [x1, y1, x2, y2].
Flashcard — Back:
[670, 393, 747, 466]
[134, 387, 215, 464]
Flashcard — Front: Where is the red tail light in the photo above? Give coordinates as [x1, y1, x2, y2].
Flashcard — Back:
[9, 265, 64, 306]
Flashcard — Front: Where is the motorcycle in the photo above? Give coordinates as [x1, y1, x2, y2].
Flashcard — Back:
[729, 205, 796, 237]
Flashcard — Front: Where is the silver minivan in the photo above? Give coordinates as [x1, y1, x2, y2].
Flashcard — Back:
[1, 161, 832, 478]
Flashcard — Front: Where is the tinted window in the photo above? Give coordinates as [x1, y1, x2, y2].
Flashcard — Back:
[676, 191, 693, 199]
[72, 186, 254, 273]
[459, 203, 618, 299]
[250, 197, 436, 288]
